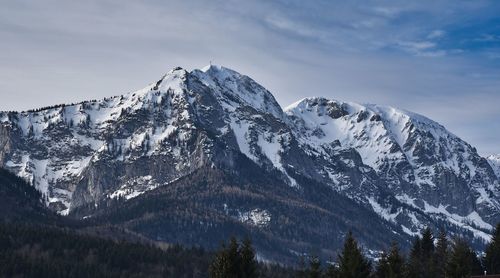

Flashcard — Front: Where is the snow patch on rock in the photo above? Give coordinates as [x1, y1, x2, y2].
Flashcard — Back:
[238, 209, 271, 227]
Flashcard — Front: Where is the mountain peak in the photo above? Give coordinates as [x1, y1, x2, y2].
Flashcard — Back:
[285, 97, 340, 111]
[197, 64, 243, 84]
[136, 66, 189, 97]
[170, 66, 187, 72]
[192, 65, 284, 119]
[488, 154, 500, 160]
[201, 64, 236, 74]
[488, 154, 500, 179]
[286, 97, 448, 134]
[163, 66, 189, 81]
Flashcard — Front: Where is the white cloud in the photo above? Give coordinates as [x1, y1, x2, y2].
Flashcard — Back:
[399, 41, 436, 50]
[0, 0, 498, 154]
[372, 6, 403, 18]
[396, 41, 448, 57]
[428, 29, 445, 39]
[474, 34, 500, 42]
[264, 15, 330, 42]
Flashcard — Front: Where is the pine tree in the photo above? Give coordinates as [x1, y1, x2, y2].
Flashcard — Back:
[376, 242, 404, 278]
[226, 237, 241, 276]
[434, 230, 448, 278]
[405, 236, 422, 278]
[209, 237, 259, 278]
[405, 228, 435, 278]
[446, 238, 482, 278]
[209, 237, 241, 278]
[420, 227, 435, 277]
[485, 223, 500, 274]
[240, 238, 257, 278]
[307, 255, 322, 278]
[337, 231, 371, 278]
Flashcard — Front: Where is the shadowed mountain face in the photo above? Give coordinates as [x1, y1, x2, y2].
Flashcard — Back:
[0, 168, 59, 223]
[0, 65, 498, 262]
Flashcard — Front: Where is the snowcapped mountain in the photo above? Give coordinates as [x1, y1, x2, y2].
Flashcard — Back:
[0, 65, 498, 261]
[286, 98, 499, 240]
[488, 154, 500, 179]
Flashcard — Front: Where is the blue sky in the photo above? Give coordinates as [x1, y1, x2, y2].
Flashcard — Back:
[0, 0, 499, 155]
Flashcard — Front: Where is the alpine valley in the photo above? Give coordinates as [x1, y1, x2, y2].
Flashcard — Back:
[1, 65, 499, 263]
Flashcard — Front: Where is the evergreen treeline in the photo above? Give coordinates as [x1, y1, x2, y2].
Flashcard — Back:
[294, 225, 500, 278]
[2, 222, 500, 277]
[0, 222, 212, 278]
[209, 237, 296, 278]
[0, 223, 296, 278]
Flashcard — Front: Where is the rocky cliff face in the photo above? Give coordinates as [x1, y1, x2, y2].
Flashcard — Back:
[0, 65, 498, 260]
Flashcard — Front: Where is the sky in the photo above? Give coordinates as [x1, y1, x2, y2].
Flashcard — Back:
[0, 0, 499, 155]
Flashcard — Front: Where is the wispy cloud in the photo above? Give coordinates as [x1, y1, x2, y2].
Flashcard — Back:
[264, 14, 333, 44]
[0, 0, 499, 154]
[428, 29, 445, 39]
[397, 41, 447, 57]
[474, 34, 500, 42]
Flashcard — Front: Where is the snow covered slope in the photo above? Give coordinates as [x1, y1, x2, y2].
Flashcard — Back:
[286, 97, 500, 240]
[0, 65, 299, 214]
[0, 65, 498, 248]
[488, 154, 500, 179]
[0, 67, 215, 214]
